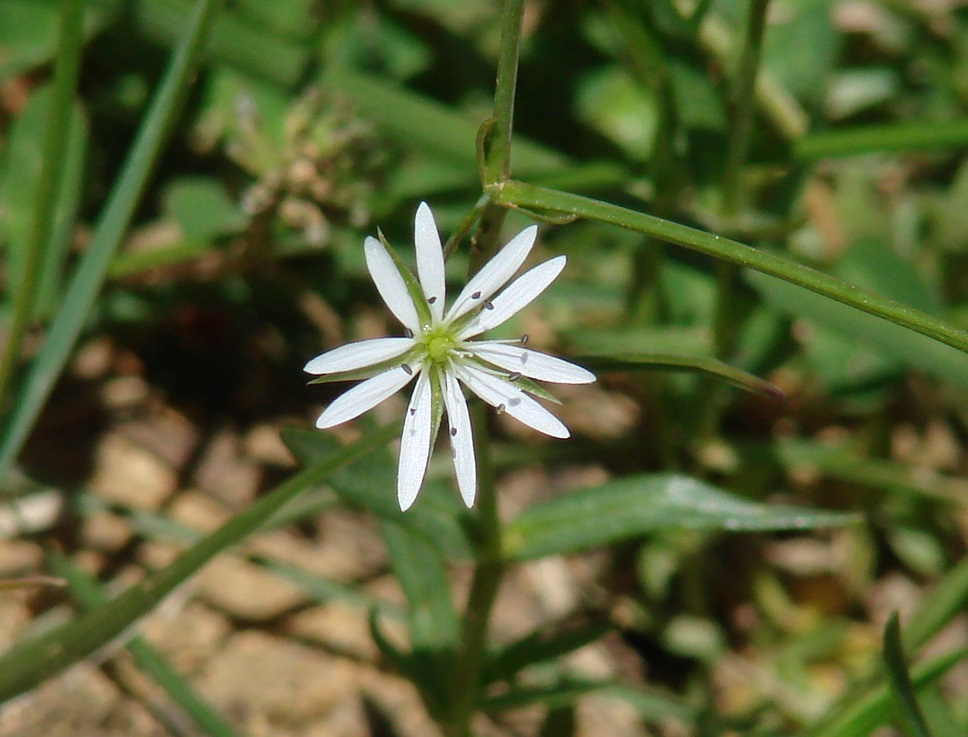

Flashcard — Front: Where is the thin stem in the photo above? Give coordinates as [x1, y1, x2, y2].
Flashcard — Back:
[446, 402, 504, 737]
[482, 0, 527, 187]
[699, 12, 807, 142]
[0, 0, 84, 415]
[721, 0, 771, 215]
[495, 180, 968, 355]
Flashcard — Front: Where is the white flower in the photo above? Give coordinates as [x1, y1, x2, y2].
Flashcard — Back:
[304, 202, 595, 511]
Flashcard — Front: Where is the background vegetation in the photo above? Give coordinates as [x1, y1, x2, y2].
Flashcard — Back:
[2, 0, 968, 735]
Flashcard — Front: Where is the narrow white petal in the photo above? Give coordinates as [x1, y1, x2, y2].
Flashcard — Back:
[442, 370, 476, 507]
[456, 365, 570, 439]
[458, 256, 565, 339]
[304, 337, 414, 375]
[469, 342, 596, 384]
[364, 236, 420, 333]
[414, 202, 446, 321]
[398, 371, 434, 511]
[445, 225, 537, 322]
[316, 366, 416, 429]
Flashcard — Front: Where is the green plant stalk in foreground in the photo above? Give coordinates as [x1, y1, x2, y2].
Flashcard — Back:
[442, 3, 525, 734]
[0, 0, 223, 484]
[493, 180, 968, 357]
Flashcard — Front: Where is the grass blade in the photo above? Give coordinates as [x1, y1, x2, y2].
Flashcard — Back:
[0, 0, 223, 483]
[0, 0, 84, 413]
[0, 424, 395, 704]
[883, 613, 932, 737]
[47, 553, 241, 737]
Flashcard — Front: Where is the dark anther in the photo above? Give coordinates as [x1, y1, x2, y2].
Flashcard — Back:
[521, 334, 529, 345]
[401, 364, 413, 375]
[508, 372, 522, 381]
[450, 427, 458, 437]
[471, 290, 482, 299]
[496, 403, 506, 415]
[428, 296, 438, 304]
[405, 328, 414, 338]
[484, 300, 494, 310]
[410, 407, 417, 415]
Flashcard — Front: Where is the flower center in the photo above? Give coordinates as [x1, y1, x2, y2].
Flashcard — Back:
[419, 326, 456, 364]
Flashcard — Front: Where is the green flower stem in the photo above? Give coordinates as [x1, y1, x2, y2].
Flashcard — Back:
[446, 401, 505, 737]
[445, 2, 528, 722]
[494, 180, 968, 355]
[721, 0, 771, 215]
[699, 13, 807, 141]
[0, 0, 223, 483]
[0, 0, 84, 415]
[482, 0, 527, 188]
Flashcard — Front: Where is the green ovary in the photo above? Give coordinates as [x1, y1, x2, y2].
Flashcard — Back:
[420, 328, 456, 364]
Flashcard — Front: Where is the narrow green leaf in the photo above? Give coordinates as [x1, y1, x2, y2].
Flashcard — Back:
[578, 353, 784, 401]
[281, 428, 473, 559]
[480, 678, 605, 711]
[883, 613, 932, 737]
[380, 522, 458, 721]
[905, 556, 968, 652]
[795, 120, 968, 161]
[0, 86, 87, 317]
[806, 647, 968, 737]
[495, 181, 968, 358]
[47, 554, 240, 737]
[134, 0, 309, 87]
[484, 619, 610, 683]
[381, 522, 459, 651]
[0, 0, 223, 482]
[601, 683, 698, 724]
[323, 68, 569, 176]
[0, 0, 84, 415]
[72, 492, 402, 619]
[0, 424, 394, 704]
[503, 474, 858, 561]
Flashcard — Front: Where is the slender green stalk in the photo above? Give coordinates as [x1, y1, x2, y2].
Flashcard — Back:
[0, 0, 223, 483]
[0, 0, 84, 414]
[700, 0, 772, 441]
[443, 4, 529, 725]
[699, 12, 808, 141]
[495, 180, 968, 356]
[721, 0, 771, 215]
[445, 403, 504, 737]
[481, 0, 527, 187]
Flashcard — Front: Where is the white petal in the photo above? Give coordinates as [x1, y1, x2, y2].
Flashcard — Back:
[445, 225, 537, 322]
[304, 337, 414, 375]
[442, 370, 476, 507]
[469, 342, 596, 384]
[315, 366, 416, 428]
[458, 256, 565, 339]
[398, 371, 434, 511]
[364, 236, 420, 333]
[414, 202, 446, 321]
[456, 365, 570, 439]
